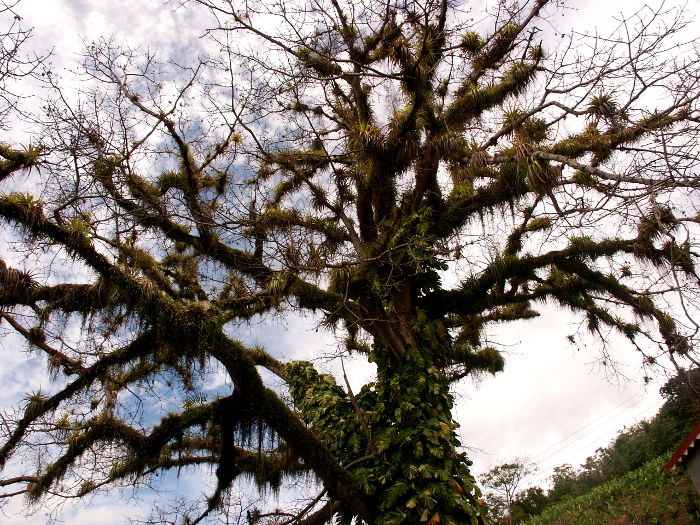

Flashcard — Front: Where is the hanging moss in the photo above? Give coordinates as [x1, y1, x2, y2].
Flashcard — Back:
[662, 240, 694, 274]
[567, 236, 598, 257]
[461, 32, 484, 54]
[298, 47, 343, 77]
[447, 345, 505, 376]
[445, 63, 536, 128]
[0, 260, 37, 299]
[637, 205, 675, 242]
[572, 169, 595, 186]
[586, 93, 619, 119]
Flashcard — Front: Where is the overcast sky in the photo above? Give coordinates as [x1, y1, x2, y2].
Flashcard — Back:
[0, 0, 696, 523]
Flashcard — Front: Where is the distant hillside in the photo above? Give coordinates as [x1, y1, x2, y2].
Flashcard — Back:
[502, 368, 700, 524]
[524, 456, 698, 525]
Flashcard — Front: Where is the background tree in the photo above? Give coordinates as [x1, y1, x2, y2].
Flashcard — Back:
[659, 367, 700, 430]
[480, 460, 534, 525]
[510, 487, 547, 524]
[0, 0, 700, 524]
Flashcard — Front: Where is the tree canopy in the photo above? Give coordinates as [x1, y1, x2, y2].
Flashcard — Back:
[1, 0, 700, 524]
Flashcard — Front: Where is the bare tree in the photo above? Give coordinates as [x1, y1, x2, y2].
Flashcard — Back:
[0, 0, 699, 524]
[0, 0, 45, 179]
[0, 1, 43, 121]
[481, 460, 534, 525]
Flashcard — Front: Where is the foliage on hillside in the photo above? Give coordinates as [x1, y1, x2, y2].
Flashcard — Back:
[525, 456, 697, 525]
[500, 369, 700, 523]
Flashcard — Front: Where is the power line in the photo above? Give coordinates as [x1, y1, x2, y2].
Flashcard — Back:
[529, 392, 647, 462]
[474, 391, 653, 477]
[525, 398, 662, 487]
[558, 400, 661, 462]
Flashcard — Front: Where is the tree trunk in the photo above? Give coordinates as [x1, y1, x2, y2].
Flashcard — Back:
[366, 345, 489, 524]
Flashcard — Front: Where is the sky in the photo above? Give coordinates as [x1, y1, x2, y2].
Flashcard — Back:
[0, 0, 696, 523]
